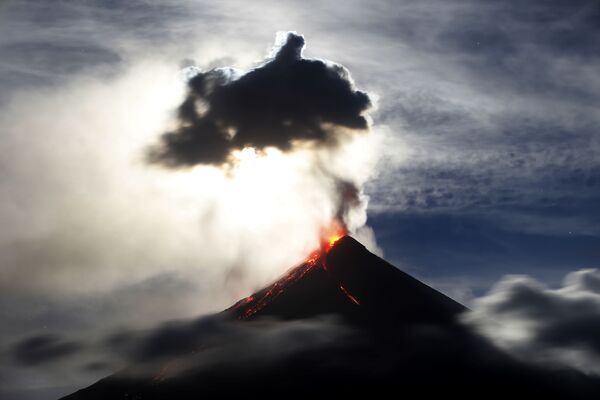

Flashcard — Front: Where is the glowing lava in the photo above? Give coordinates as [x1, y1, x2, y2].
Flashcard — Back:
[234, 261, 318, 319]
[339, 285, 360, 305]
[229, 221, 355, 320]
[320, 221, 347, 253]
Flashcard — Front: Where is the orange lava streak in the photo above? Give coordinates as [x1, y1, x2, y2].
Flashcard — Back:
[339, 285, 360, 305]
[238, 261, 317, 319]
[306, 250, 322, 266]
[232, 221, 348, 320]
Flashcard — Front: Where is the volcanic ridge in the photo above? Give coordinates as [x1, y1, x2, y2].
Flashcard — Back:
[62, 236, 600, 399]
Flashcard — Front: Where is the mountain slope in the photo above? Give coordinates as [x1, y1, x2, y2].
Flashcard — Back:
[61, 236, 600, 399]
[226, 236, 464, 324]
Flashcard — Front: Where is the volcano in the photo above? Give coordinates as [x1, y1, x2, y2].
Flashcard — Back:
[227, 236, 465, 324]
[62, 236, 600, 399]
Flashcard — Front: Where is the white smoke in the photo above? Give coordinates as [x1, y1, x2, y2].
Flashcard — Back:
[463, 268, 600, 375]
[0, 48, 380, 324]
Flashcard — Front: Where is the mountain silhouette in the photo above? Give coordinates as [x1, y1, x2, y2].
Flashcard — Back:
[227, 236, 464, 323]
[61, 236, 600, 399]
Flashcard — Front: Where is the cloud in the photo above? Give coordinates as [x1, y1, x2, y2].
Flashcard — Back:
[463, 268, 600, 374]
[12, 335, 81, 367]
[357, 1, 600, 234]
[148, 32, 371, 167]
[146, 32, 376, 232]
[106, 314, 354, 375]
[144, 31, 378, 233]
[17, 310, 600, 398]
[4, 314, 355, 382]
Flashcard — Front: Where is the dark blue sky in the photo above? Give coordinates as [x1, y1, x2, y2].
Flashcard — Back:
[358, 0, 600, 298]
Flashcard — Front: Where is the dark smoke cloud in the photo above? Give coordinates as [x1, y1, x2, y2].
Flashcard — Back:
[104, 314, 353, 373]
[148, 32, 371, 167]
[8, 312, 600, 398]
[12, 334, 81, 366]
[333, 179, 362, 224]
[4, 315, 354, 379]
[3, 315, 355, 386]
[26, 313, 600, 398]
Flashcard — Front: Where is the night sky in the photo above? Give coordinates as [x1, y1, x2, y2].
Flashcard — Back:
[1, 1, 599, 398]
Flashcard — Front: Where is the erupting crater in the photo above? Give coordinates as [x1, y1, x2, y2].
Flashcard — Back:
[229, 222, 357, 320]
[228, 225, 464, 323]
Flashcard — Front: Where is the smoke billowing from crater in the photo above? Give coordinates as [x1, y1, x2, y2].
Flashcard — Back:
[0, 33, 382, 396]
[148, 32, 376, 233]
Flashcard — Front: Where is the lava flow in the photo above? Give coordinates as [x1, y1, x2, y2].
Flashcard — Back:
[339, 285, 360, 305]
[228, 222, 363, 320]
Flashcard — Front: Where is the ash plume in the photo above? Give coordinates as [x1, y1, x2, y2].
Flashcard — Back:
[148, 32, 371, 167]
[147, 32, 375, 231]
